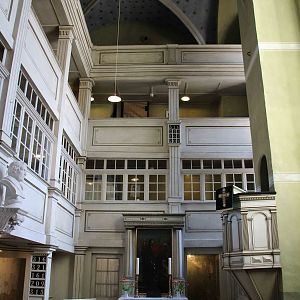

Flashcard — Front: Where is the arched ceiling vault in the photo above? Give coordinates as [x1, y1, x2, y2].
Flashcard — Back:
[79, 0, 218, 46]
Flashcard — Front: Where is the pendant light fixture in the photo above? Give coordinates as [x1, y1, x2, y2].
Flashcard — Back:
[108, 0, 122, 103]
[181, 82, 190, 102]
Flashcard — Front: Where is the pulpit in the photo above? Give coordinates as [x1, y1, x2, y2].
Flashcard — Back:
[221, 192, 281, 300]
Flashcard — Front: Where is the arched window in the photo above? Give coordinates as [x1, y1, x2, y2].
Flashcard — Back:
[260, 155, 269, 192]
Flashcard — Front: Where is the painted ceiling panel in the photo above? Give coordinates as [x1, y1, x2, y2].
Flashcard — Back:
[79, 0, 218, 45]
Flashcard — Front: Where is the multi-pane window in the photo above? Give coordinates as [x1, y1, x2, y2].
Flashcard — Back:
[10, 70, 55, 181]
[59, 135, 79, 203]
[168, 124, 180, 144]
[149, 175, 166, 201]
[85, 159, 167, 201]
[182, 159, 255, 201]
[0, 42, 5, 63]
[10, 100, 53, 181]
[226, 173, 243, 189]
[17, 71, 54, 131]
[95, 258, 119, 298]
[106, 175, 123, 200]
[183, 175, 200, 201]
[85, 175, 102, 201]
[128, 175, 144, 201]
[205, 174, 221, 200]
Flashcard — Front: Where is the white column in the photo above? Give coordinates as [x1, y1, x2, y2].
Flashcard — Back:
[50, 26, 74, 188]
[29, 247, 56, 300]
[0, 0, 32, 146]
[176, 229, 184, 278]
[45, 188, 59, 246]
[167, 79, 180, 121]
[166, 79, 182, 212]
[78, 78, 94, 155]
[73, 246, 88, 298]
[56, 26, 74, 77]
[125, 229, 134, 277]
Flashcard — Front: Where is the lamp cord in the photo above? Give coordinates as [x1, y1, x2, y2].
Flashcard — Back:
[114, 0, 121, 96]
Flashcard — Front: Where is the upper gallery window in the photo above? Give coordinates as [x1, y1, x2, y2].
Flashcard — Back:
[182, 159, 255, 201]
[18, 71, 54, 131]
[84, 159, 167, 202]
[59, 134, 79, 204]
[10, 71, 56, 181]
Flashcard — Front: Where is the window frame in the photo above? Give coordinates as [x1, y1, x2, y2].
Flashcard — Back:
[182, 159, 256, 202]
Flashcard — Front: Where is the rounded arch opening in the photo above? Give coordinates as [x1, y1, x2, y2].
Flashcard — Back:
[260, 155, 270, 192]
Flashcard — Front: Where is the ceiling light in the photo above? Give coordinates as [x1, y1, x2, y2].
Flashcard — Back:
[131, 177, 139, 182]
[181, 95, 190, 102]
[108, 94, 122, 103]
[108, 0, 122, 103]
[150, 86, 154, 98]
[181, 82, 190, 102]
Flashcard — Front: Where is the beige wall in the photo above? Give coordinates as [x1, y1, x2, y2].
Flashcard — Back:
[218, 0, 240, 44]
[49, 252, 74, 300]
[218, 96, 248, 117]
[238, 0, 300, 297]
[0, 258, 26, 300]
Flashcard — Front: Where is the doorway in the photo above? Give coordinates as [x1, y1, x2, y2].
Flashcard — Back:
[0, 257, 26, 300]
[137, 229, 172, 297]
[186, 254, 220, 300]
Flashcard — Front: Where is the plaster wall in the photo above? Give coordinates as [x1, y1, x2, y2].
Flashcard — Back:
[218, 96, 248, 117]
[238, 0, 300, 297]
[49, 252, 74, 300]
[218, 0, 240, 44]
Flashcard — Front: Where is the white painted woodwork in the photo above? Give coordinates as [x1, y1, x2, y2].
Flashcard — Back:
[222, 193, 280, 270]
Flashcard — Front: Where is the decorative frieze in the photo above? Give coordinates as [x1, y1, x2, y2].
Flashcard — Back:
[123, 214, 185, 229]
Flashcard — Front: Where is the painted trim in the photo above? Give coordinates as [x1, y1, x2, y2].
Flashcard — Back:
[258, 42, 300, 51]
[273, 173, 300, 182]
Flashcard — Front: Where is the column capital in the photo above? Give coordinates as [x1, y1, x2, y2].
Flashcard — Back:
[74, 246, 88, 255]
[165, 79, 181, 88]
[59, 25, 74, 40]
[79, 78, 95, 90]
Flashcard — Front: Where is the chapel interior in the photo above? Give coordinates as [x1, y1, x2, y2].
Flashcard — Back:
[0, 0, 299, 300]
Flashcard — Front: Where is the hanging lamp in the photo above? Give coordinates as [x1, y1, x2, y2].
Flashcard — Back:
[108, 0, 122, 103]
[181, 82, 190, 102]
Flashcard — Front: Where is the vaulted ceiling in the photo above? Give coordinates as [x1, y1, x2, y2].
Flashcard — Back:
[79, 0, 219, 45]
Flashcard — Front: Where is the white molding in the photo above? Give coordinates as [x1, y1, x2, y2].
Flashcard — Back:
[258, 42, 300, 51]
[273, 173, 300, 182]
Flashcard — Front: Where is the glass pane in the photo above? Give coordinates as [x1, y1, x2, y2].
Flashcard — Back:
[116, 160, 125, 169]
[137, 160, 146, 169]
[235, 174, 242, 181]
[205, 192, 213, 200]
[192, 160, 201, 169]
[182, 160, 191, 169]
[148, 160, 157, 169]
[213, 160, 222, 169]
[127, 160, 136, 169]
[247, 183, 255, 191]
[224, 160, 233, 168]
[233, 160, 242, 168]
[86, 160, 95, 169]
[226, 174, 233, 182]
[244, 159, 253, 168]
[96, 160, 104, 169]
[247, 174, 254, 181]
[107, 160, 115, 169]
[193, 192, 201, 200]
[184, 192, 192, 201]
[203, 160, 212, 169]
[158, 160, 167, 169]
